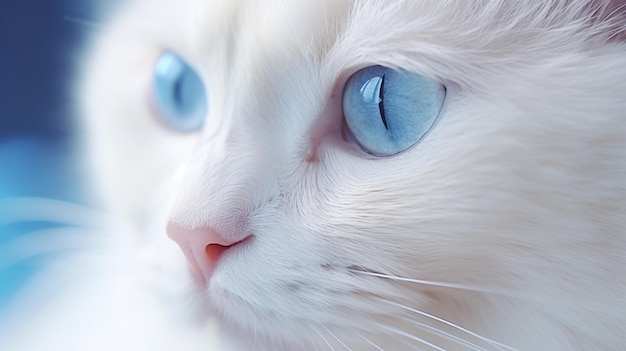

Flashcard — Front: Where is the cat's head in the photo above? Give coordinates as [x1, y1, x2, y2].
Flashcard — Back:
[78, 0, 626, 349]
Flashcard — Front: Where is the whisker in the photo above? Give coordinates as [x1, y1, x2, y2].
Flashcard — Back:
[349, 269, 517, 297]
[350, 267, 585, 313]
[0, 227, 103, 270]
[0, 197, 109, 227]
[376, 323, 446, 351]
[322, 325, 352, 351]
[311, 325, 336, 351]
[402, 318, 490, 351]
[381, 299, 518, 351]
[357, 334, 385, 351]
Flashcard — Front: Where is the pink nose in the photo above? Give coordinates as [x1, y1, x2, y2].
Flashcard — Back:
[167, 223, 248, 285]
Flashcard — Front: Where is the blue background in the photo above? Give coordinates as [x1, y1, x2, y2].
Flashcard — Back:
[0, 0, 92, 310]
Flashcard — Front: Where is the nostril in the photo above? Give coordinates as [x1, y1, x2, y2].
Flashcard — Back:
[206, 236, 252, 264]
[167, 222, 252, 286]
[205, 243, 230, 266]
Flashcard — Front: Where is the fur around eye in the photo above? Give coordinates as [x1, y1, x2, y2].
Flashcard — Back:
[342, 65, 445, 156]
[153, 51, 207, 132]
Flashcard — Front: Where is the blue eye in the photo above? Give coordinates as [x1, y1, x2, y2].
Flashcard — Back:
[342, 66, 445, 156]
[153, 51, 207, 132]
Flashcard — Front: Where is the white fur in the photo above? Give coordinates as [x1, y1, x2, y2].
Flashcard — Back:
[4, 0, 626, 350]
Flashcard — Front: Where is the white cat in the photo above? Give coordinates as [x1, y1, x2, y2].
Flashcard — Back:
[2, 0, 626, 350]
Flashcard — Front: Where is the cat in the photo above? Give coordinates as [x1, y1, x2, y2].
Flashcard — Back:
[2, 0, 626, 350]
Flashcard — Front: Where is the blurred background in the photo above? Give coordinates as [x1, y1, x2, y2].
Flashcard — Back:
[0, 0, 92, 312]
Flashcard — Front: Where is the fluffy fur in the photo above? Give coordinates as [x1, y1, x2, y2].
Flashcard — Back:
[3, 0, 626, 350]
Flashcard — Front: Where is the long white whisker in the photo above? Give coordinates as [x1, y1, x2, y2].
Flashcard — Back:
[323, 326, 352, 351]
[351, 269, 584, 313]
[312, 325, 336, 351]
[376, 323, 446, 351]
[381, 299, 518, 351]
[0, 197, 109, 227]
[0, 227, 104, 270]
[357, 334, 385, 351]
[349, 269, 516, 297]
[402, 318, 490, 351]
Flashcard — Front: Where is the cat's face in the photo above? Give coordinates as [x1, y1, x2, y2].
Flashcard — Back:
[79, 0, 626, 349]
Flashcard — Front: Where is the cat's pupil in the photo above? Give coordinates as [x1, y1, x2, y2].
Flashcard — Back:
[379, 74, 388, 130]
[173, 76, 184, 109]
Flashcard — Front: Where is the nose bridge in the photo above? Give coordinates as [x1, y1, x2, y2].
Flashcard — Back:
[167, 118, 278, 239]
[166, 128, 265, 285]
[170, 146, 245, 227]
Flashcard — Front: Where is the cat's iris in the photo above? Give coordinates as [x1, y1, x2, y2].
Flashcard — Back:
[153, 51, 207, 132]
[342, 66, 445, 156]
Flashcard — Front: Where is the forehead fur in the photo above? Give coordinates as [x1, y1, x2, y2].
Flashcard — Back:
[112, 0, 625, 87]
